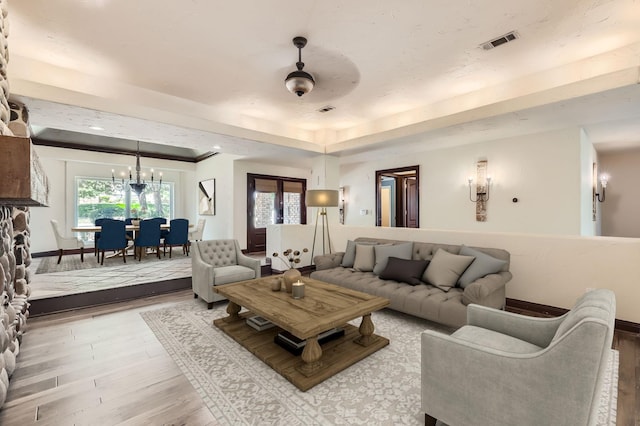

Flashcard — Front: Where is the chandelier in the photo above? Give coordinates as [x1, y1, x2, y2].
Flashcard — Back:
[111, 141, 162, 197]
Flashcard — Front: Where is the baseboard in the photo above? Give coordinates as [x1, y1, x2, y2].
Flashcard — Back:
[506, 298, 639, 334]
[29, 277, 192, 317]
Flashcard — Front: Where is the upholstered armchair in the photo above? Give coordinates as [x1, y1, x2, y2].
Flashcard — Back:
[421, 289, 615, 426]
[50, 219, 84, 264]
[192, 239, 261, 308]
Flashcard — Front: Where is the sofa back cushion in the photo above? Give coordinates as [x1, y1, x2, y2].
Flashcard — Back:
[196, 239, 238, 267]
[354, 237, 510, 272]
[373, 242, 413, 275]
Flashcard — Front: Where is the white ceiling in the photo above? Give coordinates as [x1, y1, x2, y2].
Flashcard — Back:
[6, 0, 640, 165]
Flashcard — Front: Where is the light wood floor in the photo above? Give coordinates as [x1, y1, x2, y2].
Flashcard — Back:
[1, 291, 638, 425]
[0, 291, 218, 426]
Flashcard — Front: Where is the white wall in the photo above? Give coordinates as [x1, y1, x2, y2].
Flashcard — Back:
[31, 145, 196, 253]
[342, 128, 583, 235]
[193, 153, 243, 241]
[580, 128, 599, 236]
[269, 224, 640, 324]
[600, 147, 640, 237]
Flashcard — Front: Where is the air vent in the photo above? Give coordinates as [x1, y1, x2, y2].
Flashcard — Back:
[317, 105, 335, 113]
[480, 31, 519, 50]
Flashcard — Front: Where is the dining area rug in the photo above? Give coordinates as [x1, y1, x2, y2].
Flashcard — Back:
[141, 301, 619, 425]
[35, 250, 181, 274]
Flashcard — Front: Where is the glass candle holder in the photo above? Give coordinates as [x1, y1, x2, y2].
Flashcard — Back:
[292, 280, 305, 299]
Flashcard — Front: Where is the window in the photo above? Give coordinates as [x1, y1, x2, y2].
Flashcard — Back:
[75, 177, 174, 243]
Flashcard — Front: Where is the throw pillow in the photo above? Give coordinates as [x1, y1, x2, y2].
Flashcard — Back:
[341, 240, 378, 267]
[353, 244, 376, 272]
[379, 257, 430, 285]
[423, 248, 475, 292]
[457, 246, 507, 288]
[373, 242, 414, 275]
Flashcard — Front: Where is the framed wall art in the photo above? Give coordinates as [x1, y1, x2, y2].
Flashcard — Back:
[199, 178, 216, 215]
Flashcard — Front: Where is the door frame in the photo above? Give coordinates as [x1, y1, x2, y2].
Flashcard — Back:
[375, 166, 419, 228]
[247, 173, 307, 252]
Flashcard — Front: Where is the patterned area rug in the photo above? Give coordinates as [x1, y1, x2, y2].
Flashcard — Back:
[141, 301, 619, 426]
[35, 251, 172, 274]
[35, 254, 100, 274]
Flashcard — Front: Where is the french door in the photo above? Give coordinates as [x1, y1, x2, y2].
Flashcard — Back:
[247, 174, 307, 253]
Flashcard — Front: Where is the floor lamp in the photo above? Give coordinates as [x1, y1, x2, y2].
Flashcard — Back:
[307, 189, 339, 264]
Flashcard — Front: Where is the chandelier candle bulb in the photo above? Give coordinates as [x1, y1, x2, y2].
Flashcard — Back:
[292, 280, 305, 299]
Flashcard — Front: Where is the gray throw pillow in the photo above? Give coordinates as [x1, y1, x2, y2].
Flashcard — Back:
[341, 240, 377, 267]
[457, 246, 507, 288]
[379, 257, 429, 285]
[423, 248, 475, 292]
[373, 242, 413, 275]
[353, 244, 376, 272]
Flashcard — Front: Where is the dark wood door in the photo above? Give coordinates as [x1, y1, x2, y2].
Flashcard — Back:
[247, 174, 307, 253]
[405, 177, 419, 228]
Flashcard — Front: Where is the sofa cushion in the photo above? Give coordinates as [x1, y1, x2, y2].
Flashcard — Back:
[457, 245, 508, 288]
[353, 244, 376, 272]
[341, 240, 378, 267]
[214, 265, 256, 285]
[423, 249, 475, 291]
[373, 242, 413, 275]
[379, 257, 429, 285]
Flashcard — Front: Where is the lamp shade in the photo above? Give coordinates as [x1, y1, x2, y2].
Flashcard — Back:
[306, 189, 339, 207]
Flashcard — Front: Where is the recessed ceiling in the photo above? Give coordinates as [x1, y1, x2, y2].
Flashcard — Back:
[6, 0, 640, 162]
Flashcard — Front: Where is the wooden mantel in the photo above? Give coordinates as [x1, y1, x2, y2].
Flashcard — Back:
[0, 135, 50, 206]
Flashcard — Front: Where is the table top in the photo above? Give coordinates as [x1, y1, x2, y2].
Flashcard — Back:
[71, 223, 194, 232]
[214, 276, 390, 340]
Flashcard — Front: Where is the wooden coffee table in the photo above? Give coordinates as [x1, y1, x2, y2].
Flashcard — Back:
[213, 276, 390, 391]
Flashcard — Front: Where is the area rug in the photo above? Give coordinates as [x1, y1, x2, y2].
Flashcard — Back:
[35, 254, 100, 274]
[35, 251, 172, 274]
[141, 302, 619, 426]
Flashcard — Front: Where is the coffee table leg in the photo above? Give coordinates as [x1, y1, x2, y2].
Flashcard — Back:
[297, 336, 323, 377]
[220, 301, 241, 323]
[355, 313, 376, 346]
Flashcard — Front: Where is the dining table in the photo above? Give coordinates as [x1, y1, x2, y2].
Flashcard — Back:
[71, 223, 192, 258]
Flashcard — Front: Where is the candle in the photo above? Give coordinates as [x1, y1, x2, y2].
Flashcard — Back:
[292, 280, 305, 299]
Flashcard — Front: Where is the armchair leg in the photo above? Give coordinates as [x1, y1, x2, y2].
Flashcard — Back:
[194, 293, 198, 299]
[123, 249, 127, 263]
[80, 247, 84, 262]
[57, 249, 63, 264]
[207, 302, 213, 309]
[156, 245, 161, 259]
[424, 414, 437, 426]
[101, 250, 105, 265]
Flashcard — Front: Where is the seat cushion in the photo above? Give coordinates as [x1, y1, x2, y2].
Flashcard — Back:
[213, 265, 256, 285]
[452, 325, 543, 354]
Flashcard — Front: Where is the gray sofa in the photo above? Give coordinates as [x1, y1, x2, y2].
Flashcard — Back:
[310, 237, 512, 328]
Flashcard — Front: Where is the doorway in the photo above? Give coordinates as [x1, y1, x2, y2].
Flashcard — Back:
[247, 173, 307, 252]
[375, 166, 419, 228]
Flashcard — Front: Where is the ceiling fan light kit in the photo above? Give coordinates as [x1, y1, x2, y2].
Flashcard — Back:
[285, 36, 315, 97]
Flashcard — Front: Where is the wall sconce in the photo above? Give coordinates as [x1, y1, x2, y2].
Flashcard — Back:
[595, 175, 608, 203]
[338, 186, 346, 224]
[468, 176, 492, 202]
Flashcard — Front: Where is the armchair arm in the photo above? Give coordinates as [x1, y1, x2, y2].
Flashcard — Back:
[466, 304, 565, 348]
[237, 252, 262, 278]
[191, 252, 215, 288]
[462, 271, 511, 308]
[314, 252, 344, 270]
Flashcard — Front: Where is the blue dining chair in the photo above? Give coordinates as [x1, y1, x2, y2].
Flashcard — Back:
[94, 217, 107, 256]
[163, 218, 189, 258]
[151, 217, 169, 240]
[134, 219, 162, 261]
[97, 219, 128, 265]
